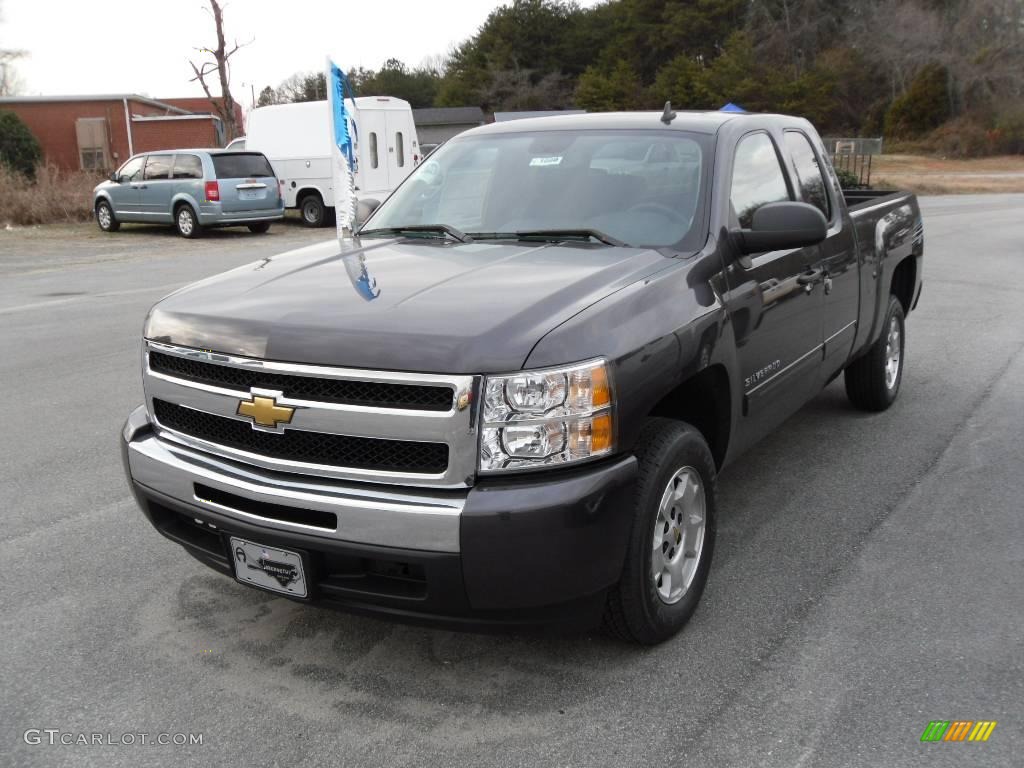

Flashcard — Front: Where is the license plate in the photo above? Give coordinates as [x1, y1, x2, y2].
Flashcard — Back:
[229, 537, 308, 597]
[239, 190, 262, 201]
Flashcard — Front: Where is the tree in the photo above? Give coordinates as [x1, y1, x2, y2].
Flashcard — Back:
[0, 1, 25, 96]
[575, 60, 646, 111]
[0, 110, 41, 176]
[189, 0, 248, 140]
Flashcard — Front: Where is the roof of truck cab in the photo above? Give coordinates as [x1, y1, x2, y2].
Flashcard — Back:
[461, 110, 800, 137]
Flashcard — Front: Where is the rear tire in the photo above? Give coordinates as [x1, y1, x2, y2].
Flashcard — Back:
[603, 418, 717, 645]
[844, 294, 905, 412]
[174, 204, 202, 238]
[95, 200, 119, 232]
[299, 194, 325, 228]
[247, 222, 271, 234]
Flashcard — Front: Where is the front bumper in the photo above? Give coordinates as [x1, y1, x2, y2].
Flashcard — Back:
[122, 406, 637, 629]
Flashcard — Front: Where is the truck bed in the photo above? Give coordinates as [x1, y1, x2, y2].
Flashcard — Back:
[843, 189, 911, 213]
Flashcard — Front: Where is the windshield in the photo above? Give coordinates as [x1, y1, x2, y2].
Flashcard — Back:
[363, 129, 710, 248]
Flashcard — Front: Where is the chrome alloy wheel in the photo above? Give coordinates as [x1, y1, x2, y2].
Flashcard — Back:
[652, 466, 706, 605]
[97, 204, 112, 229]
[884, 316, 901, 390]
[177, 207, 194, 235]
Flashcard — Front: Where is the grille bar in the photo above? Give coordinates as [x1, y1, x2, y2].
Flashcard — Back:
[149, 351, 454, 411]
[154, 399, 449, 474]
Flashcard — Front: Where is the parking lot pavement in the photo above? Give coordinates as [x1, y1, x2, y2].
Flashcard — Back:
[1, 196, 1022, 767]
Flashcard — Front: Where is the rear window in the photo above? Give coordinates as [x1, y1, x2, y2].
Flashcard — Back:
[212, 153, 274, 179]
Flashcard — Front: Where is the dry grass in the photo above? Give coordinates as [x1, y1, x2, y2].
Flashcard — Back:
[0, 165, 103, 226]
[871, 154, 1024, 195]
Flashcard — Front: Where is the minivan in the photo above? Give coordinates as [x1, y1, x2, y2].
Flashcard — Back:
[243, 97, 420, 227]
[93, 149, 285, 238]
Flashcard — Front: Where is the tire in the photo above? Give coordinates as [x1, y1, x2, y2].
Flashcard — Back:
[844, 294, 905, 412]
[299, 194, 325, 227]
[174, 204, 202, 239]
[95, 200, 119, 232]
[603, 418, 717, 645]
[247, 222, 271, 234]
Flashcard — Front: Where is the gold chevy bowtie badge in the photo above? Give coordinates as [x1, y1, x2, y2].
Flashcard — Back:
[237, 395, 294, 429]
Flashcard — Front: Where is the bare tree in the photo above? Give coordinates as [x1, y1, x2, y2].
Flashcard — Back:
[0, 1, 25, 96]
[189, 0, 249, 141]
[0, 49, 24, 96]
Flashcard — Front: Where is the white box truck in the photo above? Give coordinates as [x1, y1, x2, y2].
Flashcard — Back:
[244, 97, 420, 227]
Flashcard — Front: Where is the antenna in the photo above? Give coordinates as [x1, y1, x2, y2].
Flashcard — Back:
[661, 101, 677, 125]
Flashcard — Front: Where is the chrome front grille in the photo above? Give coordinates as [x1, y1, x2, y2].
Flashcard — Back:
[143, 342, 480, 488]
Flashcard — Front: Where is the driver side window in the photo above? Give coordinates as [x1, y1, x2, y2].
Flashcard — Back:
[730, 133, 790, 228]
[117, 156, 144, 182]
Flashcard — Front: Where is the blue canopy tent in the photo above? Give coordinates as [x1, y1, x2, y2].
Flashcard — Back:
[720, 102, 746, 113]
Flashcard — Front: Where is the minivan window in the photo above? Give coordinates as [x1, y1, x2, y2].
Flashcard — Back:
[117, 156, 144, 182]
[365, 130, 710, 249]
[370, 133, 379, 169]
[730, 133, 791, 228]
[784, 131, 830, 219]
[143, 154, 172, 180]
[212, 153, 274, 179]
[396, 132, 404, 167]
[172, 154, 204, 180]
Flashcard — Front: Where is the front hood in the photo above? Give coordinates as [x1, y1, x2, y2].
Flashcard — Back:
[146, 237, 674, 373]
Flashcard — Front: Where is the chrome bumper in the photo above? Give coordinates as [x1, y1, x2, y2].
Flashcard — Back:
[123, 406, 465, 553]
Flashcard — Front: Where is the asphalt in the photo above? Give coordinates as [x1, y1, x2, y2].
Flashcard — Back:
[1, 200, 1022, 768]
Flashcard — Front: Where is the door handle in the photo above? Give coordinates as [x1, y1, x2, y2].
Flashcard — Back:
[797, 268, 824, 285]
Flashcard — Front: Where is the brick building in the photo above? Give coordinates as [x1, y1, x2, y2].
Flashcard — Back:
[0, 94, 234, 172]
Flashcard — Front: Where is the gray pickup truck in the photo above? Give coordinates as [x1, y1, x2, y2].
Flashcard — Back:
[122, 110, 922, 644]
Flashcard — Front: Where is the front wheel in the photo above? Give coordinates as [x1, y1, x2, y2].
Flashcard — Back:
[603, 418, 717, 645]
[844, 294, 905, 411]
[175, 204, 202, 238]
[95, 200, 119, 232]
[247, 222, 271, 234]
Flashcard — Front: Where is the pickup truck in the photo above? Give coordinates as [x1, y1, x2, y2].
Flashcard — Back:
[122, 110, 923, 644]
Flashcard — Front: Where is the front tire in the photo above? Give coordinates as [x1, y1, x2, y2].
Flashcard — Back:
[299, 194, 325, 227]
[95, 200, 119, 232]
[175, 204, 202, 238]
[603, 418, 717, 645]
[844, 294, 905, 411]
[247, 222, 271, 234]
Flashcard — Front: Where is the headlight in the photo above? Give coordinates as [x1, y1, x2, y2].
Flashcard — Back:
[479, 359, 614, 473]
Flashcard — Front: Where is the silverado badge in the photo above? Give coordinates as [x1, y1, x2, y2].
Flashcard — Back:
[237, 394, 295, 430]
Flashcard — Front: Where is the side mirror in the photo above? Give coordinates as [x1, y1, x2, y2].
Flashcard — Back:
[355, 198, 381, 227]
[733, 202, 827, 255]
[110, 172, 120, 183]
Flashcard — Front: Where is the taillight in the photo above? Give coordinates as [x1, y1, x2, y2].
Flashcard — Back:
[205, 181, 220, 202]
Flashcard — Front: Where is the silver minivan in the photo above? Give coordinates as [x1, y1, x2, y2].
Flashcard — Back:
[93, 149, 285, 238]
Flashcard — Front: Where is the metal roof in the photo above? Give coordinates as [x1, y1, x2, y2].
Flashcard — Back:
[0, 94, 192, 114]
[412, 107, 486, 126]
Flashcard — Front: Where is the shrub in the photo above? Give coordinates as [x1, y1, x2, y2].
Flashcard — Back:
[0, 110, 42, 178]
[884, 64, 951, 139]
[0, 163, 102, 226]
[926, 116, 993, 157]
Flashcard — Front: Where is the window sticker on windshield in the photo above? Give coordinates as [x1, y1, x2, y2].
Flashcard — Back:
[529, 156, 563, 167]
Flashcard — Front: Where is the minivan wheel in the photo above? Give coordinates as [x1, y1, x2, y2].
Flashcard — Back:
[603, 418, 717, 645]
[175, 204, 201, 238]
[247, 222, 271, 234]
[95, 200, 119, 232]
[844, 294, 906, 411]
[300, 194, 325, 227]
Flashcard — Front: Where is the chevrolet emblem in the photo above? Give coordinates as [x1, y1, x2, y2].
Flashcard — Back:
[237, 394, 295, 429]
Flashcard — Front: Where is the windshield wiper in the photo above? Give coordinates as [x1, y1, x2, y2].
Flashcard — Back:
[358, 224, 472, 243]
[470, 229, 627, 247]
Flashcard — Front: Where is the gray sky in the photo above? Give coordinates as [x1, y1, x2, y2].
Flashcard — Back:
[3, 0, 603, 105]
